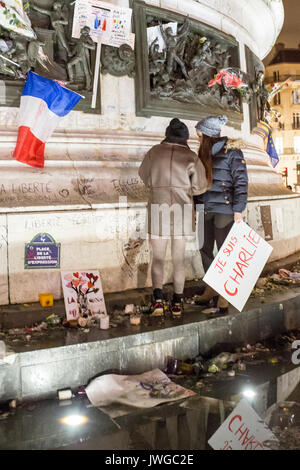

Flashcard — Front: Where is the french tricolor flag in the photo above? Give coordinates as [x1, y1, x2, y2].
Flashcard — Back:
[13, 71, 82, 168]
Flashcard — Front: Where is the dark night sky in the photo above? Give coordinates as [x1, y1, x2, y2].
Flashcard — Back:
[264, 0, 300, 64]
[277, 0, 300, 48]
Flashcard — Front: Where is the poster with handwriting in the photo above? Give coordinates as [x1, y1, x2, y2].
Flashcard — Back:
[72, 0, 134, 48]
[208, 399, 277, 450]
[61, 270, 107, 321]
[203, 222, 273, 312]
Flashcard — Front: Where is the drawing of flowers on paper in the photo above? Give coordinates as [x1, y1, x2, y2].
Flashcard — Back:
[61, 270, 107, 321]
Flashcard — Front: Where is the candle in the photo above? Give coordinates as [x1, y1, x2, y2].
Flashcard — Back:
[125, 304, 135, 314]
[57, 389, 73, 401]
[78, 316, 88, 328]
[100, 314, 109, 330]
[130, 314, 141, 326]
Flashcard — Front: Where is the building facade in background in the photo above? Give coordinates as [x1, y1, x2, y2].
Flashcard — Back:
[266, 44, 300, 191]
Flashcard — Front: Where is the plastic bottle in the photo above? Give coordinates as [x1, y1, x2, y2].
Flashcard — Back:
[164, 356, 195, 375]
[177, 361, 195, 375]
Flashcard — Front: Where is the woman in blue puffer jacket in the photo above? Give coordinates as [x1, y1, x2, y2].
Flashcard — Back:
[193, 115, 248, 313]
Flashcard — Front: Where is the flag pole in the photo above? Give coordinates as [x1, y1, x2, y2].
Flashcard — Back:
[30, 71, 86, 99]
[91, 40, 101, 109]
[64, 87, 85, 99]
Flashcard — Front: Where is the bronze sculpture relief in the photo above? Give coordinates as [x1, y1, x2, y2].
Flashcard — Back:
[133, 0, 267, 127]
[0, 0, 266, 123]
[0, 0, 101, 111]
[101, 43, 135, 78]
[159, 19, 190, 81]
[148, 17, 243, 112]
[0, 0, 137, 110]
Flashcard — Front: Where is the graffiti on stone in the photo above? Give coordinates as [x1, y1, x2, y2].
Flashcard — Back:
[119, 237, 149, 285]
[111, 177, 148, 200]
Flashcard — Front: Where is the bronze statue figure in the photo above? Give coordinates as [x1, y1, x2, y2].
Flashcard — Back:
[8, 32, 30, 75]
[7, 32, 49, 77]
[255, 70, 270, 121]
[148, 37, 166, 86]
[159, 20, 190, 80]
[191, 38, 212, 69]
[67, 26, 95, 91]
[27, 39, 50, 71]
[189, 38, 216, 87]
[31, 1, 72, 57]
[209, 43, 231, 69]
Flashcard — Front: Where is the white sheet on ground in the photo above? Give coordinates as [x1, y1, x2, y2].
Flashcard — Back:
[85, 369, 195, 409]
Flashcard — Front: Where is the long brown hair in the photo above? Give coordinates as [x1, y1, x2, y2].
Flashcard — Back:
[198, 134, 220, 188]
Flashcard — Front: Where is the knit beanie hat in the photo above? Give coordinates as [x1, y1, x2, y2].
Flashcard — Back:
[195, 115, 228, 138]
[166, 118, 189, 141]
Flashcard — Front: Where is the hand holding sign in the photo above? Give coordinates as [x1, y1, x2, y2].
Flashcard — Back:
[234, 212, 243, 223]
[203, 222, 273, 312]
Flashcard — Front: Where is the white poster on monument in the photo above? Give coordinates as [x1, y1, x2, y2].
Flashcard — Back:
[61, 270, 107, 321]
[203, 222, 273, 312]
[208, 399, 278, 450]
[72, 0, 134, 48]
[147, 22, 177, 51]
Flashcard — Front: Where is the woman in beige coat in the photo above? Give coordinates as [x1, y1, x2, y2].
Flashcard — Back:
[139, 118, 207, 316]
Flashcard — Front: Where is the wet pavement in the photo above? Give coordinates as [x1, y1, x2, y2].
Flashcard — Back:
[2, 284, 300, 355]
[1, 284, 300, 449]
[0, 279, 299, 354]
[0, 336, 299, 450]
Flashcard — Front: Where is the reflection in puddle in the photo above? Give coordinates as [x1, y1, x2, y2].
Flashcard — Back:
[0, 362, 299, 450]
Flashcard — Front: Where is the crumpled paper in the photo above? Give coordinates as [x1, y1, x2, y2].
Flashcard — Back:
[86, 369, 195, 414]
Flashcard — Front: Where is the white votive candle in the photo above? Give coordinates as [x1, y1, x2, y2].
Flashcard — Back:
[100, 314, 109, 330]
[130, 315, 141, 326]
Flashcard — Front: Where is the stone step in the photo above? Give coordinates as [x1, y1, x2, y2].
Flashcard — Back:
[1, 286, 300, 404]
[0, 280, 204, 330]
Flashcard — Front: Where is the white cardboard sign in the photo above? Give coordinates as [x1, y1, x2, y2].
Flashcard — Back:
[208, 399, 278, 450]
[72, 0, 134, 48]
[203, 222, 273, 312]
[61, 270, 107, 321]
